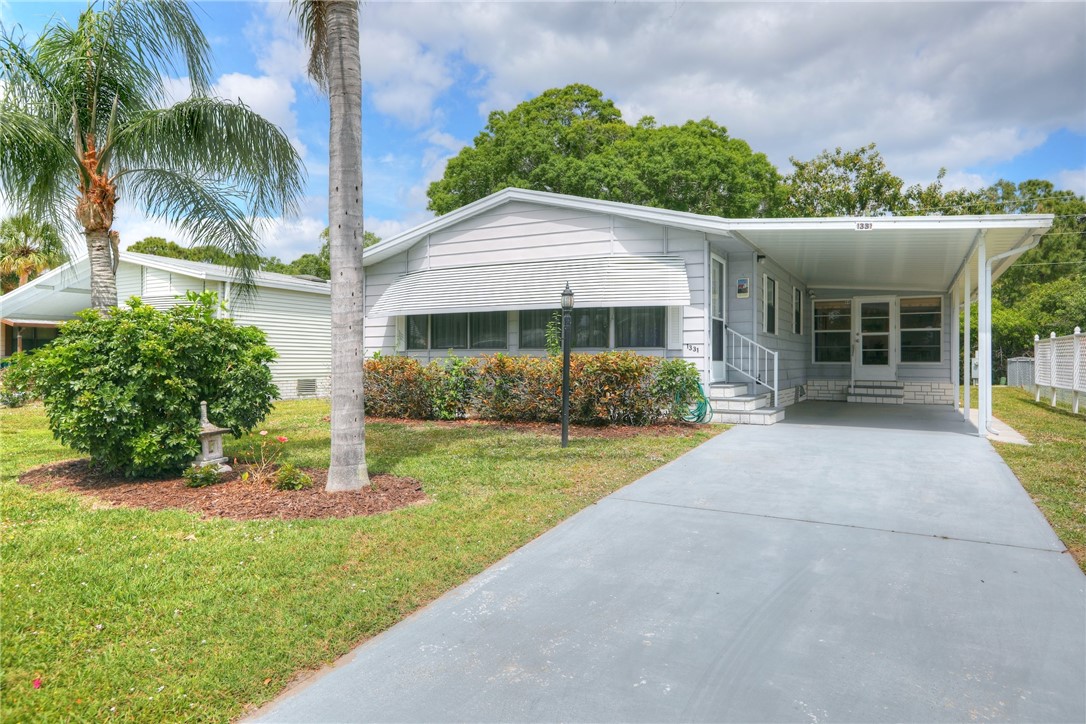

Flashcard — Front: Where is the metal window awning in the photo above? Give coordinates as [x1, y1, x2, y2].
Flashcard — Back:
[369, 256, 691, 317]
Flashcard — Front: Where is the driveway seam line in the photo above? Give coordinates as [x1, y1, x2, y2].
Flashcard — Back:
[608, 495, 1068, 555]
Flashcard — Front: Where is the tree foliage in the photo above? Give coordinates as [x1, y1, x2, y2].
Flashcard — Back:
[427, 84, 781, 217]
[0, 0, 304, 308]
[0, 213, 67, 291]
[30, 291, 277, 476]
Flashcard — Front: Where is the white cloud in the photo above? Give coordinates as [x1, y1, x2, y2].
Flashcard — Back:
[1056, 168, 1086, 198]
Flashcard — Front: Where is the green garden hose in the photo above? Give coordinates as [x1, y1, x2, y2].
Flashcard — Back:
[679, 382, 713, 424]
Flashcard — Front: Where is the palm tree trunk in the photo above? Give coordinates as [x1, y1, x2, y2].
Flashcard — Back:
[324, 0, 369, 492]
[86, 229, 118, 310]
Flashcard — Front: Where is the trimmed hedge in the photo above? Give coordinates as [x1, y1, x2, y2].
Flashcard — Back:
[363, 351, 700, 425]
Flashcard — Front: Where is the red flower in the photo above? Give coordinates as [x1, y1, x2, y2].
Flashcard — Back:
[276, 436, 288, 443]
[32, 678, 42, 689]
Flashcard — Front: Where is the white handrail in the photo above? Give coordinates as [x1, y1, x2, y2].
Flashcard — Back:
[725, 326, 779, 407]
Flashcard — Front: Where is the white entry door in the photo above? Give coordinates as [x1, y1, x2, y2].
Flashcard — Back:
[710, 254, 726, 381]
[852, 296, 897, 381]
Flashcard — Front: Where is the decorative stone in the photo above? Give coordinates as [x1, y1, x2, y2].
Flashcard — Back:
[194, 401, 232, 472]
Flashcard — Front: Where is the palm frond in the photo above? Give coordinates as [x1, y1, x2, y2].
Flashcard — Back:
[106, 0, 213, 96]
[0, 108, 82, 242]
[289, 0, 330, 90]
[108, 96, 304, 219]
[122, 167, 263, 293]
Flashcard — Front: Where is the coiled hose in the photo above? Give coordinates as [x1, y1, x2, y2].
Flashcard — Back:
[679, 382, 713, 424]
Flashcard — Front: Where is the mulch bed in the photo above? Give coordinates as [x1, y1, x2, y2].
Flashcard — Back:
[19, 460, 427, 521]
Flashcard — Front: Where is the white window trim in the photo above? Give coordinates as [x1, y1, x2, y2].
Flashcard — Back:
[898, 294, 944, 365]
[810, 298, 852, 365]
[762, 274, 778, 336]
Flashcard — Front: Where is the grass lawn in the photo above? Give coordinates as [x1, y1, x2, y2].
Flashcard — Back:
[986, 387, 1086, 572]
[1, 400, 720, 721]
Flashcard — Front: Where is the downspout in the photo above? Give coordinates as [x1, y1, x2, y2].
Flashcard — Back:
[979, 233, 1042, 437]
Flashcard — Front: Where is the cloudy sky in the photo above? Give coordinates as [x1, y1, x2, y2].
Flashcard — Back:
[3, 0, 1084, 261]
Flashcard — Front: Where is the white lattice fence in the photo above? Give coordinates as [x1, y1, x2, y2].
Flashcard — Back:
[1034, 328, 1083, 414]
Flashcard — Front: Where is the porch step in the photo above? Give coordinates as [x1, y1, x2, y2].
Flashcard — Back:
[711, 406, 786, 425]
[707, 382, 750, 400]
[711, 392, 772, 412]
[847, 381, 905, 405]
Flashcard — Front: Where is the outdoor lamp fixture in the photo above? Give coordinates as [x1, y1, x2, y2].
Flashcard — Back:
[561, 283, 574, 448]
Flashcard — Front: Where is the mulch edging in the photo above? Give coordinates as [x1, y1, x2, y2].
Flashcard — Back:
[19, 459, 427, 521]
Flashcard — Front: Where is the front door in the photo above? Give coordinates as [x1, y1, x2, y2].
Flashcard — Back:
[710, 254, 726, 381]
[852, 296, 897, 381]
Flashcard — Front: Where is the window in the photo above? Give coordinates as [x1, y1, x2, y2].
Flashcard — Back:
[469, 312, 507, 349]
[763, 275, 777, 334]
[813, 300, 851, 363]
[406, 315, 429, 350]
[615, 307, 665, 348]
[432, 314, 468, 349]
[518, 309, 555, 349]
[407, 313, 508, 350]
[571, 308, 610, 348]
[899, 296, 942, 362]
[793, 287, 802, 335]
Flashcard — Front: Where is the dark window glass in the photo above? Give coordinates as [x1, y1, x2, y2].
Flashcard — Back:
[765, 277, 777, 334]
[431, 313, 468, 349]
[813, 300, 851, 363]
[615, 307, 665, 347]
[470, 312, 507, 349]
[572, 308, 609, 348]
[900, 297, 941, 362]
[519, 309, 555, 349]
[793, 288, 802, 334]
[406, 315, 428, 350]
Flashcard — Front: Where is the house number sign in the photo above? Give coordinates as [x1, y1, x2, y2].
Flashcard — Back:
[855, 221, 874, 230]
[685, 343, 701, 353]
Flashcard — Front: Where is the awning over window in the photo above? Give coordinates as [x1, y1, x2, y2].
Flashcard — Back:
[369, 255, 691, 317]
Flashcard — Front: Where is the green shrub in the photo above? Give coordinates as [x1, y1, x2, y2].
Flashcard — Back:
[274, 462, 313, 491]
[0, 352, 37, 408]
[182, 464, 222, 488]
[32, 291, 277, 477]
[430, 356, 478, 420]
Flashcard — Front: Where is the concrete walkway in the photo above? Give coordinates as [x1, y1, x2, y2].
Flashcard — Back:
[254, 402, 1085, 723]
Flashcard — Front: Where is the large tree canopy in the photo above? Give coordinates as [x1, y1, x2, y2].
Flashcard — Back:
[0, 0, 304, 309]
[427, 84, 781, 217]
[0, 213, 67, 291]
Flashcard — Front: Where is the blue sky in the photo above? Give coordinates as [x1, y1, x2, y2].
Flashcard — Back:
[3, 1, 1084, 261]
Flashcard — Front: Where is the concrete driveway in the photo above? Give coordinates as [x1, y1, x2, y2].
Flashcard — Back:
[254, 402, 1085, 723]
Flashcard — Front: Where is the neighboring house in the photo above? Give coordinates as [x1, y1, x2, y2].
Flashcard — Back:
[363, 188, 1052, 433]
[0, 252, 331, 400]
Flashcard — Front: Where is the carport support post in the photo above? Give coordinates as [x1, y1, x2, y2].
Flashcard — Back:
[951, 287, 960, 411]
[963, 264, 971, 421]
[977, 237, 990, 438]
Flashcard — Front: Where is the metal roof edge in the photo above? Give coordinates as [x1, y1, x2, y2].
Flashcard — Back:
[121, 252, 331, 295]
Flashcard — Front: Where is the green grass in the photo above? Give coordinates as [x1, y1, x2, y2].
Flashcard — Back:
[1, 401, 719, 721]
[987, 387, 1086, 572]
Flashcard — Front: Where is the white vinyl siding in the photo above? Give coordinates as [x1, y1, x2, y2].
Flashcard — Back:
[231, 288, 331, 399]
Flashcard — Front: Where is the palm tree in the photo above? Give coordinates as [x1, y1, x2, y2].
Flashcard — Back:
[292, 0, 369, 492]
[0, 0, 304, 310]
[0, 213, 67, 290]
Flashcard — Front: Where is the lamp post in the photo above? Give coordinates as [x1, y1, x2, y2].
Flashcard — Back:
[561, 283, 574, 448]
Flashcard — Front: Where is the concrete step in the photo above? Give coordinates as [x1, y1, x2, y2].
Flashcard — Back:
[707, 382, 750, 399]
[711, 406, 786, 425]
[847, 393, 904, 405]
[849, 385, 904, 397]
[851, 380, 904, 389]
[711, 393, 771, 412]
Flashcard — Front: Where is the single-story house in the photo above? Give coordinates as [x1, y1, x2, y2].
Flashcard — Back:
[362, 188, 1053, 434]
[0, 251, 331, 399]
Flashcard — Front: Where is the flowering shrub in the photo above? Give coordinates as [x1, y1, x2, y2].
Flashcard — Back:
[241, 430, 288, 485]
[364, 352, 700, 425]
